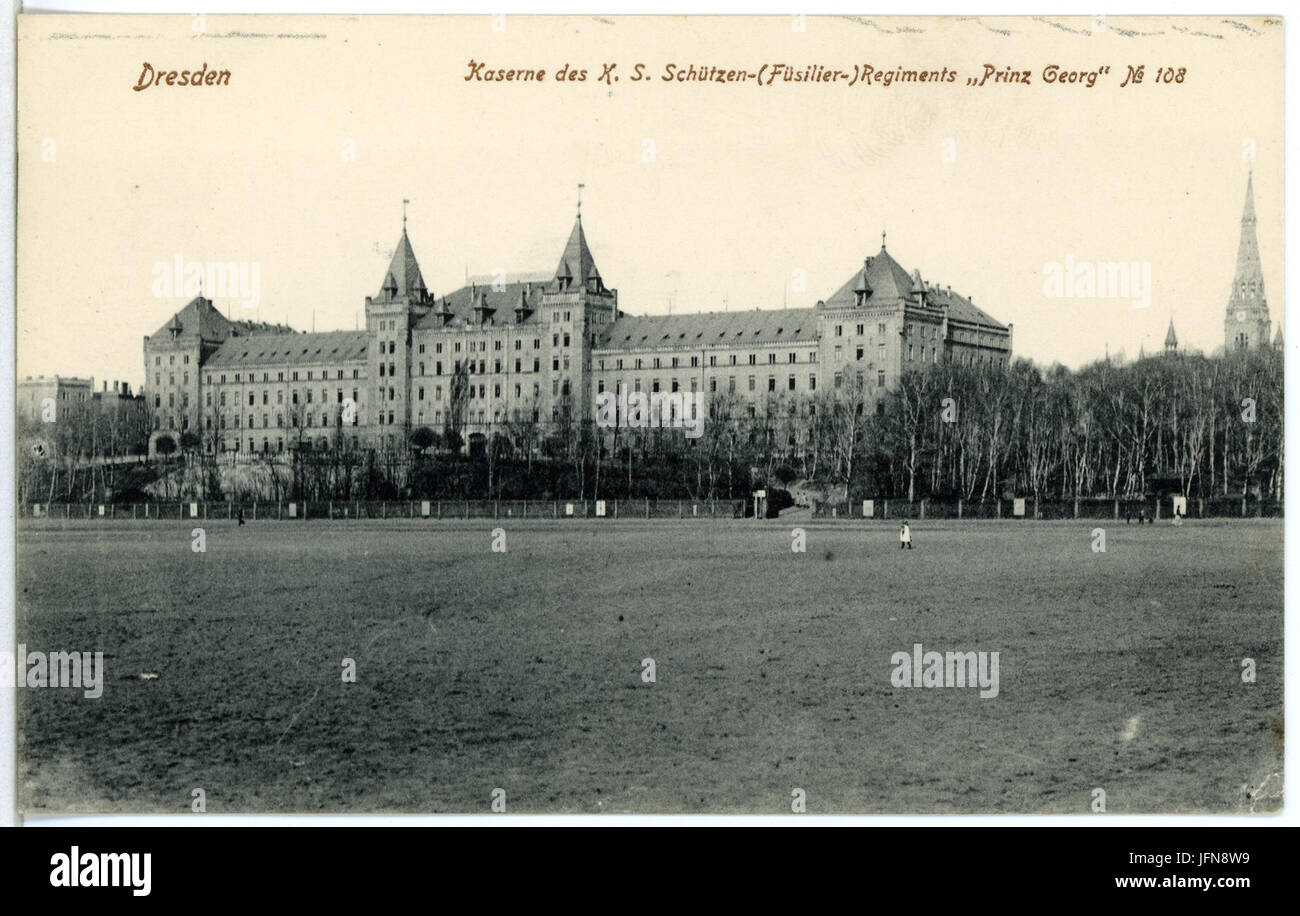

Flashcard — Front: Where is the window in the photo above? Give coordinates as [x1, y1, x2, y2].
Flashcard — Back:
[768, 376, 776, 392]
[835, 325, 842, 337]
[748, 376, 755, 392]
[809, 375, 816, 391]
[788, 375, 796, 391]
[878, 370, 886, 388]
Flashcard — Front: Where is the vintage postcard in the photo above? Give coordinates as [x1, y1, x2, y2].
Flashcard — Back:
[11, 13, 1283, 816]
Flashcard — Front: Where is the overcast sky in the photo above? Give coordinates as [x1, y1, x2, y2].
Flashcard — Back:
[17, 15, 1283, 390]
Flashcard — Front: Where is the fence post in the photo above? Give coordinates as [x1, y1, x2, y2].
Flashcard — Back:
[1073, 498, 1079, 519]
[883, 499, 888, 520]
[253, 502, 257, 520]
[1241, 497, 1247, 518]
[495, 500, 499, 519]
[920, 499, 926, 520]
[1113, 499, 1119, 519]
[957, 497, 962, 520]
[1155, 500, 1160, 521]
[1198, 497, 1204, 519]
[645, 498, 649, 519]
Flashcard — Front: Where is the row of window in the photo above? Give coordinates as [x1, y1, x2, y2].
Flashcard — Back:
[204, 369, 361, 385]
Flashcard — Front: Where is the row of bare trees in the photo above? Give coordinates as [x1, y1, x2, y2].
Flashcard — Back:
[18, 347, 1283, 506]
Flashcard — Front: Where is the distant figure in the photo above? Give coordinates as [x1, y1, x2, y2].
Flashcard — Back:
[899, 520, 913, 550]
[1172, 507, 1184, 527]
[237, 508, 246, 527]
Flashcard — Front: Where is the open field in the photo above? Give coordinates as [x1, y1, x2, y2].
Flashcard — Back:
[16, 518, 1283, 814]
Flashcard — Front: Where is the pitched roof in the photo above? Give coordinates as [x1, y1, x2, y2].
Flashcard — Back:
[1164, 320, 1178, 347]
[824, 247, 917, 307]
[412, 281, 548, 331]
[205, 330, 369, 369]
[926, 286, 1007, 330]
[377, 229, 428, 300]
[148, 296, 296, 343]
[553, 216, 601, 288]
[598, 307, 819, 352]
[822, 243, 1007, 331]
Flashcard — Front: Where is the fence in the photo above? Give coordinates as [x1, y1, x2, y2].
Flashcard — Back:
[813, 496, 1283, 520]
[23, 498, 747, 522]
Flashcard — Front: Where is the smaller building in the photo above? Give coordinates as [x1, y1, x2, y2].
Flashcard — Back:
[16, 375, 93, 425]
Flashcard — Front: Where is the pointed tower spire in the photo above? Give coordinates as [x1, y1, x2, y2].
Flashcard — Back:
[1226, 170, 1270, 350]
[1164, 318, 1178, 354]
[377, 213, 429, 303]
[553, 210, 602, 292]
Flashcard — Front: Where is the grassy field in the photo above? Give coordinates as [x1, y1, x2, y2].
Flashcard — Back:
[16, 517, 1283, 814]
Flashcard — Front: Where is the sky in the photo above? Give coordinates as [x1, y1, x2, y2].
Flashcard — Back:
[16, 14, 1283, 392]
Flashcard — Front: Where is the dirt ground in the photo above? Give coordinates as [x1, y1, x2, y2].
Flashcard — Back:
[15, 517, 1283, 814]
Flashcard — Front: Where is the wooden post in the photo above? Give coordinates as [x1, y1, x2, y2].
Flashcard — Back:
[1113, 499, 1119, 519]
[1073, 498, 1079, 519]
[957, 498, 962, 519]
[645, 498, 649, 519]
[920, 499, 926, 520]
[1198, 497, 1204, 519]
[253, 502, 257, 520]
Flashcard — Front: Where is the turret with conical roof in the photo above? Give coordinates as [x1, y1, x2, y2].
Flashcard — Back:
[364, 209, 437, 441]
[552, 213, 605, 295]
[1164, 319, 1178, 355]
[376, 227, 430, 304]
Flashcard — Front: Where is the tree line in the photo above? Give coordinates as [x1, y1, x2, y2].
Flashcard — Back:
[17, 347, 1283, 506]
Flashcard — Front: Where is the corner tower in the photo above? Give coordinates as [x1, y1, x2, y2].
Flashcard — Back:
[365, 207, 433, 443]
[539, 189, 617, 422]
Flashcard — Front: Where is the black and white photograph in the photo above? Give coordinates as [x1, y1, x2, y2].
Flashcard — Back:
[5, 10, 1288, 831]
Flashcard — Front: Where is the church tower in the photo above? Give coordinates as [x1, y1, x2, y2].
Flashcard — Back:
[1225, 172, 1271, 352]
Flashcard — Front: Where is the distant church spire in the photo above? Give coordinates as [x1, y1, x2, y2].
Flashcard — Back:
[1226, 170, 1270, 351]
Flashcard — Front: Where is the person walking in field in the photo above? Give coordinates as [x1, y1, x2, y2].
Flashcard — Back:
[237, 507, 246, 527]
[899, 520, 913, 550]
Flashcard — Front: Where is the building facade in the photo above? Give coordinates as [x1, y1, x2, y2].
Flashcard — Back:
[17, 375, 94, 425]
[143, 209, 1012, 456]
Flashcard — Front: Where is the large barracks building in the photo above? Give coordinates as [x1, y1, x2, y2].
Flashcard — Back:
[143, 204, 1012, 456]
